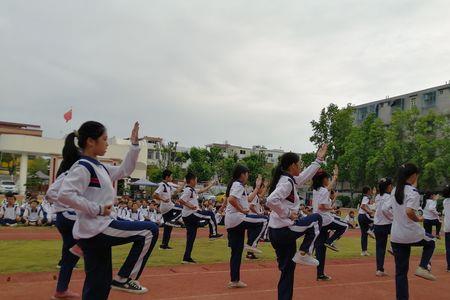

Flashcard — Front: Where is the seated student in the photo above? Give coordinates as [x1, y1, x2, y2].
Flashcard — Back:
[117, 201, 132, 221]
[130, 202, 144, 221]
[140, 200, 151, 221]
[22, 199, 44, 226]
[344, 210, 357, 229]
[41, 199, 56, 226]
[0, 193, 21, 226]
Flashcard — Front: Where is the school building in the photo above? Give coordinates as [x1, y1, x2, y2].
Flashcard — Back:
[0, 121, 148, 195]
[354, 83, 450, 124]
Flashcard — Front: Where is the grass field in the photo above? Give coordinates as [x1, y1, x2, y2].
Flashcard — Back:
[0, 233, 446, 274]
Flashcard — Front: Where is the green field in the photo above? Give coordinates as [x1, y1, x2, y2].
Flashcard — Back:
[0, 233, 446, 274]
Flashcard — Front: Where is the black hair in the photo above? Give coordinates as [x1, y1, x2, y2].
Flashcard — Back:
[226, 165, 250, 197]
[394, 163, 419, 205]
[421, 191, 435, 209]
[443, 185, 450, 198]
[162, 169, 172, 180]
[185, 171, 197, 183]
[378, 177, 393, 196]
[312, 170, 329, 191]
[269, 152, 300, 194]
[57, 121, 106, 177]
[362, 186, 371, 195]
[5, 192, 15, 198]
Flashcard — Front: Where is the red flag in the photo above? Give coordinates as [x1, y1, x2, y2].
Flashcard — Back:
[63, 109, 72, 123]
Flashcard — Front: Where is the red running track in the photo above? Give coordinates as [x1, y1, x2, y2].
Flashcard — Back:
[1, 256, 449, 299]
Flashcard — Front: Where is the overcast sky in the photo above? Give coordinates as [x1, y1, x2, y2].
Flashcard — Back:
[1, 0, 450, 153]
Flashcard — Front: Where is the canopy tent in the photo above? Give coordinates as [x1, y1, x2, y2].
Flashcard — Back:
[129, 178, 159, 187]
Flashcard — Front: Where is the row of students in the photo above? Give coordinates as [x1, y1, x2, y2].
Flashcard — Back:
[0, 194, 56, 226]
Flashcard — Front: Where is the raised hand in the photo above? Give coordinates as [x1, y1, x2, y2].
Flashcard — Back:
[316, 144, 328, 161]
[130, 122, 140, 145]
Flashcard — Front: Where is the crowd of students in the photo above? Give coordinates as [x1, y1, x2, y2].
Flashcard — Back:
[2, 120, 450, 300]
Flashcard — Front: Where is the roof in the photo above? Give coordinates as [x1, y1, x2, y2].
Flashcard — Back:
[354, 83, 450, 108]
[0, 121, 41, 129]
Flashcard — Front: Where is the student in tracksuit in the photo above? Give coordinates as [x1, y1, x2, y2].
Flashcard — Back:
[153, 169, 184, 250]
[224, 166, 267, 288]
[267, 145, 327, 300]
[245, 180, 269, 260]
[358, 186, 375, 256]
[22, 199, 44, 226]
[391, 163, 436, 300]
[422, 191, 441, 239]
[0, 194, 21, 226]
[373, 177, 394, 277]
[442, 185, 450, 272]
[312, 165, 348, 281]
[58, 121, 159, 300]
[179, 172, 223, 264]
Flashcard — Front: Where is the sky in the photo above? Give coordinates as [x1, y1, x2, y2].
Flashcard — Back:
[1, 0, 450, 153]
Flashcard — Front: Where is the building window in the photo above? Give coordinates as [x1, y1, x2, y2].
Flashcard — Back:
[268, 153, 273, 158]
[147, 149, 154, 159]
[357, 107, 368, 122]
[155, 151, 160, 160]
[391, 98, 404, 111]
[422, 91, 437, 108]
[239, 150, 246, 155]
[410, 98, 416, 107]
[439, 90, 444, 95]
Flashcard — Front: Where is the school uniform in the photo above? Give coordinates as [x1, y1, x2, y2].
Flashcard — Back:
[266, 160, 323, 300]
[0, 203, 21, 225]
[180, 186, 219, 261]
[46, 172, 81, 293]
[443, 198, 450, 270]
[130, 210, 145, 221]
[58, 145, 159, 300]
[154, 182, 182, 248]
[23, 206, 44, 225]
[373, 193, 393, 272]
[312, 187, 348, 277]
[225, 181, 267, 282]
[117, 207, 132, 221]
[358, 196, 373, 252]
[247, 194, 269, 248]
[391, 185, 435, 300]
[422, 199, 441, 237]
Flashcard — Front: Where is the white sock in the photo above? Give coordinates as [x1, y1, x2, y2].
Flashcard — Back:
[114, 275, 128, 283]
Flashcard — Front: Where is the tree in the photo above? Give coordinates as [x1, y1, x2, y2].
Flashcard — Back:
[310, 103, 354, 166]
[241, 153, 272, 185]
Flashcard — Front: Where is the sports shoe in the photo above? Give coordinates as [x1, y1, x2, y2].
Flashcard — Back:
[111, 279, 148, 294]
[317, 274, 332, 281]
[228, 281, 247, 288]
[376, 270, 388, 277]
[361, 251, 370, 256]
[436, 235, 441, 240]
[159, 245, 174, 250]
[414, 267, 436, 281]
[165, 221, 181, 228]
[182, 258, 197, 264]
[367, 230, 375, 239]
[51, 290, 80, 299]
[246, 252, 258, 260]
[244, 244, 262, 254]
[292, 252, 319, 266]
[324, 242, 339, 252]
[69, 245, 84, 258]
[209, 233, 224, 240]
[387, 248, 394, 255]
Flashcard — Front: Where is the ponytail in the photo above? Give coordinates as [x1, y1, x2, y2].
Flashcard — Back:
[57, 121, 106, 177]
[57, 132, 80, 176]
[421, 191, 433, 209]
[394, 163, 419, 205]
[269, 152, 300, 194]
[378, 177, 392, 196]
[226, 165, 249, 197]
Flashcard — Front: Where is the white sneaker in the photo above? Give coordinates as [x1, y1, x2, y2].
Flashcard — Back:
[367, 230, 375, 239]
[244, 244, 262, 254]
[414, 267, 436, 281]
[292, 252, 319, 266]
[228, 281, 247, 288]
[361, 251, 370, 256]
[376, 270, 388, 277]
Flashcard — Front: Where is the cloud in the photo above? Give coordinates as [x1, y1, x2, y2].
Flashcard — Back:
[1, 0, 449, 153]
